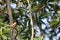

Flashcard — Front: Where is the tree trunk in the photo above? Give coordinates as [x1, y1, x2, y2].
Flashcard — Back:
[27, 4, 34, 40]
[6, 0, 17, 40]
[27, 0, 34, 39]
[30, 12, 34, 40]
[6, 0, 13, 24]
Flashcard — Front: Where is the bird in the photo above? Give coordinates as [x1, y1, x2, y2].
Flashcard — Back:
[10, 22, 17, 29]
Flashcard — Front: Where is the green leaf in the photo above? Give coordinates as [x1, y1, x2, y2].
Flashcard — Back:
[2, 28, 11, 34]
[31, 6, 38, 12]
[2, 35, 7, 40]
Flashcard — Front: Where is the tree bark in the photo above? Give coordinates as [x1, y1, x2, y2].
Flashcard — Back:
[27, 4, 34, 40]
[6, 0, 17, 40]
[6, 0, 13, 24]
[27, 0, 34, 39]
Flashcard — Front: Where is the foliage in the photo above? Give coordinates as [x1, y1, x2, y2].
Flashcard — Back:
[0, 0, 60, 40]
